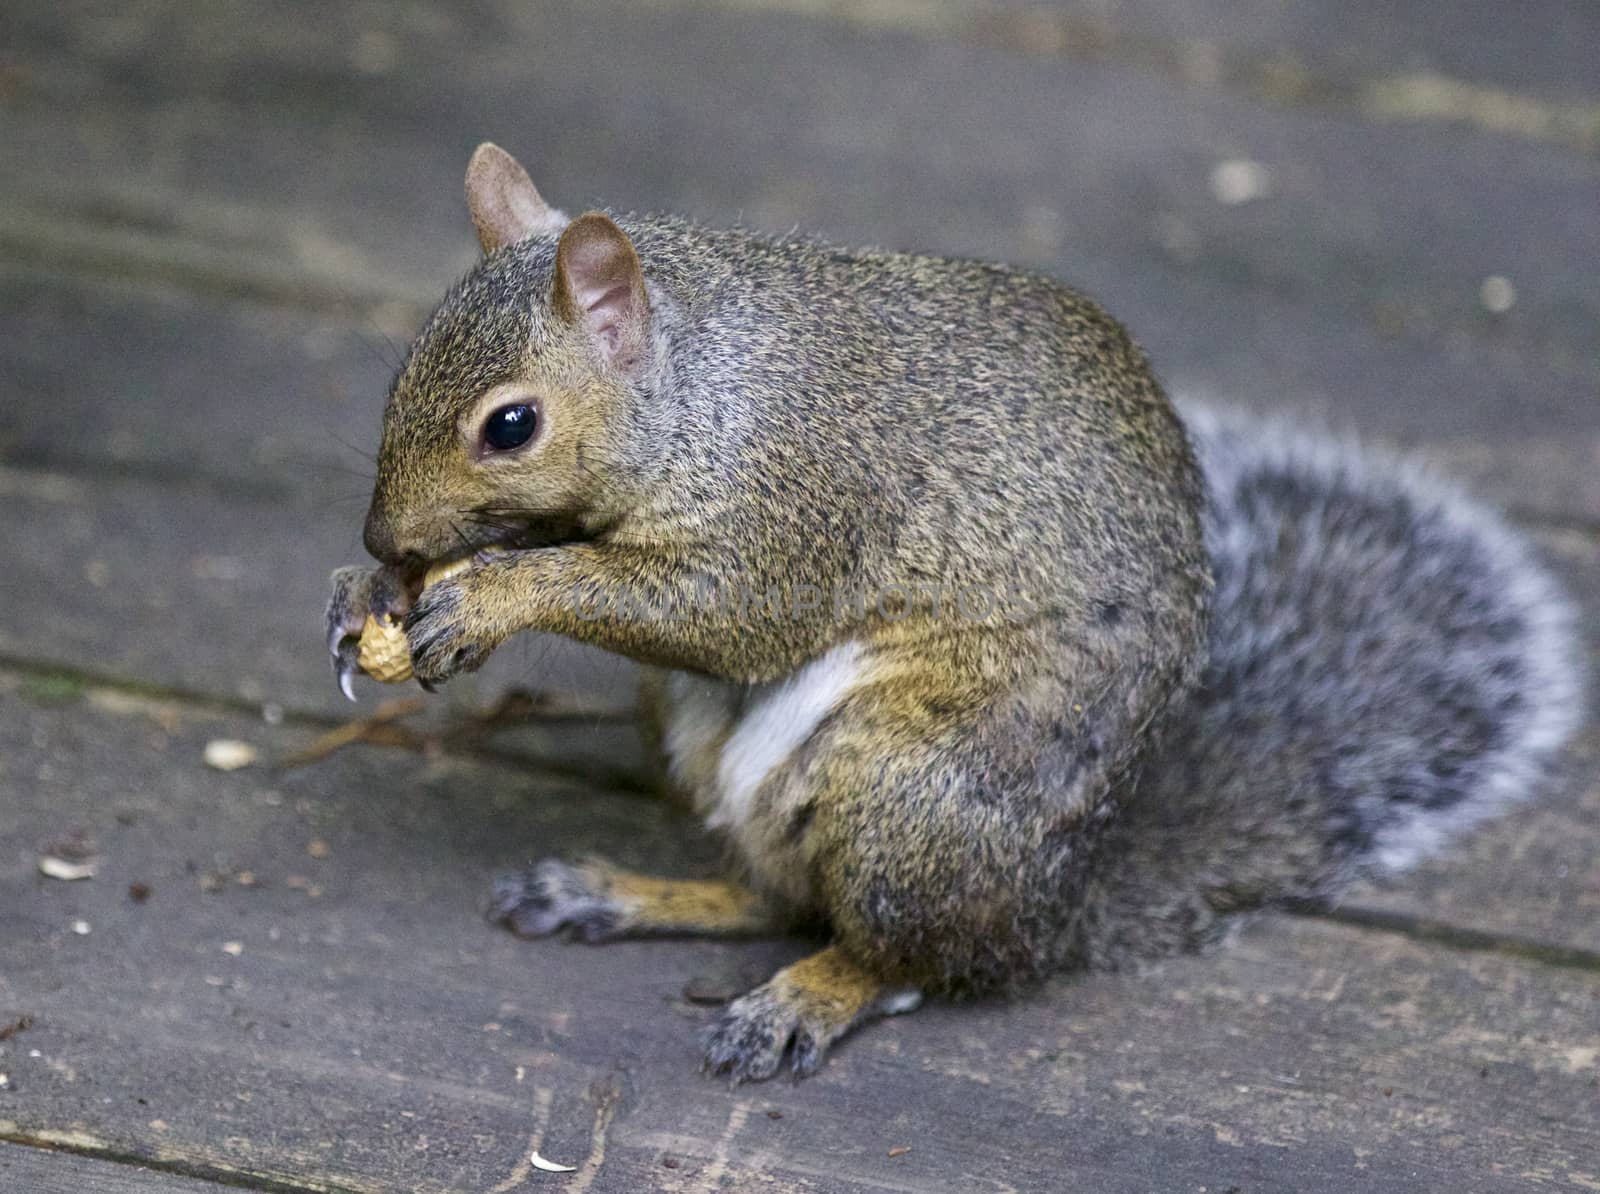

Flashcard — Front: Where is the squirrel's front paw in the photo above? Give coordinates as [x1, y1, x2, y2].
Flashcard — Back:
[491, 859, 625, 941]
[403, 575, 502, 684]
[326, 564, 410, 699]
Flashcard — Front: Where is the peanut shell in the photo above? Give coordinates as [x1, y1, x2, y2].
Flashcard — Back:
[356, 549, 503, 685]
[356, 614, 414, 684]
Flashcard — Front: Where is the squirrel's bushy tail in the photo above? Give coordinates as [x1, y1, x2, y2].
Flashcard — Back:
[1082, 404, 1585, 967]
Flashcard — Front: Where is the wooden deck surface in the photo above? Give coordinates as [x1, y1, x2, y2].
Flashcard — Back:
[1, 2, 1596, 1190]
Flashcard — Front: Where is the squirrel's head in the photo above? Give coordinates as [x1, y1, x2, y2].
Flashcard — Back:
[363, 143, 660, 567]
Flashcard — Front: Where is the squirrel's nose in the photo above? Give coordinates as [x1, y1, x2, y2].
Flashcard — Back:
[362, 502, 405, 565]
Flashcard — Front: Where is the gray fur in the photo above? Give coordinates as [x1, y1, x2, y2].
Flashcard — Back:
[1078, 403, 1586, 968]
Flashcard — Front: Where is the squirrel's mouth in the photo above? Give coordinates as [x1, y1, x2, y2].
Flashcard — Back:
[400, 510, 595, 597]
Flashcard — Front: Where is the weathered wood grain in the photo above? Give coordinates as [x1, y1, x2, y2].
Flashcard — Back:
[2, 683, 1597, 1193]
[12, 0, 1599, 342]
[705, 0, 1600, 116]
[1022, 0, 1600, 103]
[3, 0, 1598, 523]
[0, 458, 641, 746]
[0, 267, 394, 507]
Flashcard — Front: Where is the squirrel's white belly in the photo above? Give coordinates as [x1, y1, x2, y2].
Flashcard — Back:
[662, 641, 864, 838]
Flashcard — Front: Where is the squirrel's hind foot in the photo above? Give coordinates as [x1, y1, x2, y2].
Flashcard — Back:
[701, 946, 921, 1083]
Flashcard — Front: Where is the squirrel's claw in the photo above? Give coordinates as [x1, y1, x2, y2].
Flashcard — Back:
[332, 637, 363, 702]
[326, 565, 378, 657]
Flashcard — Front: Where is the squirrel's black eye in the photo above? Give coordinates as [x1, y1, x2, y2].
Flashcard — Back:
[482, 403, 537, 452]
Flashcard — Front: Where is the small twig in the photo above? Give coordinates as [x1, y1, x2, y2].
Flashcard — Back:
[439, 687, 634, 749]
[275, 697, 426, 769]
[275, 687, 635, 771]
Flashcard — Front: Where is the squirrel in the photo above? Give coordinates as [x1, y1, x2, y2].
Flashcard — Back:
[326, 142, 1585, 1083]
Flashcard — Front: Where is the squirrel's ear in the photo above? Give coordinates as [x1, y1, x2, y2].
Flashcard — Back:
[465, 142, 567, 253]
[552, 212, 651, 374]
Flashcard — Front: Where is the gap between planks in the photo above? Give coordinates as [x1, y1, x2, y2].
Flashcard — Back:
[0, 1129, 376, 1194]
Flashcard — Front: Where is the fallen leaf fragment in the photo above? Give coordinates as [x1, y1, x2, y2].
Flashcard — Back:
[204, 739, 258, 771]
[888, 1146, 911, 1158]
[530, 1150, 576, 1173]
[39, 855, 97, 881]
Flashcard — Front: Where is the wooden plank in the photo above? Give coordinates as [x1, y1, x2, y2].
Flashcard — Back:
[1052, 0, 1600, 102]
[0, 267, 394, 507]
[730, 0, 1600, 112]
[12, 0, 1599, 344]
[2, 2, 1598, 524]
[0, 461, 644, 784]
[8, 0, 1593, 372]
[0, 1142, 258, 1194]
[2, 682, 1597, 1192]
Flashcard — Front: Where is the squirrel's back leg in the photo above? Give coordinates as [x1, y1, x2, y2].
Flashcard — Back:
[697, 625, 1156, 1078]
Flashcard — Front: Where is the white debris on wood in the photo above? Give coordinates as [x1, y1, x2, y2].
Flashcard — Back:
[204, 739, 259, 770]
[530, 1150, 576, 1173]
[1480, 275, 1516, 313]
[1209, 159, 1272, 205]
[39, 855, 97, 881]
